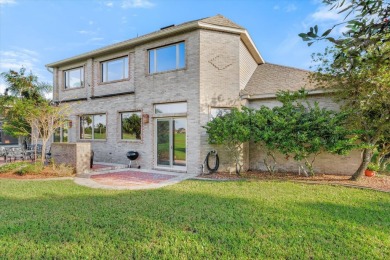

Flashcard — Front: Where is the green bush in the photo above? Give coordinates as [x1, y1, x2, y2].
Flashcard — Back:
[0, 162, 44, 175]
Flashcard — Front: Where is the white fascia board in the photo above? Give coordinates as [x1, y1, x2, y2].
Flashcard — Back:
[241, 89, 335, 100]
[46, 22, 199, 68]
[197, 22, 264, 64]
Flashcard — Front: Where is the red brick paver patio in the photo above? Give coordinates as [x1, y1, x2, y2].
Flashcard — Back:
[90, 171, 177, 186]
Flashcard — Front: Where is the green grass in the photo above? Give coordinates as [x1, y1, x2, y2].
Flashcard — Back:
[0, 180, 389, 259]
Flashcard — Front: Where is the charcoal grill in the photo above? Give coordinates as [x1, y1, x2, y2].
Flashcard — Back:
[126, 151, 140, 168]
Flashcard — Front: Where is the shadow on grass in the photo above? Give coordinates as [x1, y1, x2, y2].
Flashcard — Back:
[0, 180, 389, 259]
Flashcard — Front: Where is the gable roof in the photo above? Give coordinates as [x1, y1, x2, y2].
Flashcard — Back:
[46, 15, 263, 68]
[243, 63, 316, 97]
[200, 14, 244, 29]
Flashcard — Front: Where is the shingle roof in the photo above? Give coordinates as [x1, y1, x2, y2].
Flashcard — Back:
[200, 14, 245, 29]
[243, 63, 315, 96]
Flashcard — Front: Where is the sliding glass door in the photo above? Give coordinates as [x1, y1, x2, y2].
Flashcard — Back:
[156, 118, 186, 169]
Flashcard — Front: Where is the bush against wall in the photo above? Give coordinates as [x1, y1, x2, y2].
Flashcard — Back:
[204, 90, 357, 176]
[204, 107, 251, 175]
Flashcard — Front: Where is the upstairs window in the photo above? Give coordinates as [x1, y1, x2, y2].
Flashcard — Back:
[149, 42, 185, 74]
[101, 56, 129, 82]
[64, 67, 84, 89]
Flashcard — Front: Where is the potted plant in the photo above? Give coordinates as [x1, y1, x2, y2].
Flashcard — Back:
[365, 163, 379, 177]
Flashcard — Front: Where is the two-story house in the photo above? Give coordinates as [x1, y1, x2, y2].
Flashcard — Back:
[46, 15, 361, 175]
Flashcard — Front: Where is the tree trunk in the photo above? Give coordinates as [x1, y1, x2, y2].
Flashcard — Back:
[350, 148, 372, 181]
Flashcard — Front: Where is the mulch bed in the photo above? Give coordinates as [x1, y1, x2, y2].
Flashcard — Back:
[0, 173, 69, 179]
[197, 171, 390, 192]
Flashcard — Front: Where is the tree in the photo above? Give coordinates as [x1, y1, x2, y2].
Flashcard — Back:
[0, 68, 52, 139]
[299, 0, 390, 180]
[7, 99, 70, 163]
[1, 68, 70, 163]
[299, 0, 390, 65]
[1, 68, 51, 100]
[204, 108, 251, 175]
[122, 114, 141, 139]
[251, 90, 357, 176]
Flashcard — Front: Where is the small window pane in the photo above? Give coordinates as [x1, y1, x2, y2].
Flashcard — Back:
[62, 123, 68, 142]
[53, 128, 61, 142]
[149, 50, 155, 73]
[80, 115, 93, 139]
[155, 102, 187, 114]
[93, 114, 106, 139]
[121, 112, 141, 140]
[102, 57, 128, 82]
[148, 42, 185, 74]
[65, 68, 83, 89]
[156, 45, 177, 72]
[178, 42, 185, 68]
[210, 108, 231, 120]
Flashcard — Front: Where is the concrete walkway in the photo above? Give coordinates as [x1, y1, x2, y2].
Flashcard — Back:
[74, 164, 197, 190]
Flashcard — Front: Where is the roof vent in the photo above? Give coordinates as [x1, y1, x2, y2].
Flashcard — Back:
[160, 24, 175, 30]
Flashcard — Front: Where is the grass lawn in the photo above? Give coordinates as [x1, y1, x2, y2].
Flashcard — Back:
[0, 179, 389, 259]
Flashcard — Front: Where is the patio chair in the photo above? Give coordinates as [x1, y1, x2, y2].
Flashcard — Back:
[0, 147, 7, 161]
[7, 147, 25, 162]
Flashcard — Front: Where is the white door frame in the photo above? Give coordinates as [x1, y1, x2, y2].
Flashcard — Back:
[154, 117, 187, 170]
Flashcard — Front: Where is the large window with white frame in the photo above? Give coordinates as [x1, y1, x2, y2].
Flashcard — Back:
[101, 56, 129, 82]
[120, 112, 141, 140]
[149, 42, 185, 74]
[64, 67, 84, 89]
[80, 114, 106, 140]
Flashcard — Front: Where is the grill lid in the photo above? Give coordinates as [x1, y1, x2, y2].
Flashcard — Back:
[126, 151, 139, 160]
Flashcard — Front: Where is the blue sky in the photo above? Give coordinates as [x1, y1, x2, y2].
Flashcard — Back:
[0, 0, 344, 93]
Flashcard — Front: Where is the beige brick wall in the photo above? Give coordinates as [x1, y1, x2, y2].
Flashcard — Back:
[239, 40, 258, 90]
[247, 95, 361, 175]
[56, 30, 201, 173]
[198, 29, 248, 173]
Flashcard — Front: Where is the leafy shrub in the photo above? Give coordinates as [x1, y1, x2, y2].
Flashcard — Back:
[0, 161, 74, 176]
[0, 162, 30, 174]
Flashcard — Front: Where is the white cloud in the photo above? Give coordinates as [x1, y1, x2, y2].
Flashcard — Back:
[285, 4, 297, 13]
[0, 83, 7, 94]
[89, 20, 94, 25]
[311, 5, 343, 22]
[121, 16, 127, 24]
[0, 0, 16, 5]
[121, 0, 155, 9]
[273, 5, 280, 10]
[0, 48, 51, 95]
[77, 30, 96, 35]
[89, 37, 104, 42]
[0, 49, 40, 71]
[105, 1, 113, 7]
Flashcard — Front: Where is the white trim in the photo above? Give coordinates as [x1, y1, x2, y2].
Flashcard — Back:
[241, 89, 335, 100]
[154, 117, 187, 171]
[46, 20, 263, 67]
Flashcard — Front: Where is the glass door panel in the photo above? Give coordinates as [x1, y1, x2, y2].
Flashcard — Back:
[156, 118, 186, 169]
[157, 119, 170, 166]
[173, 119, 186, 167]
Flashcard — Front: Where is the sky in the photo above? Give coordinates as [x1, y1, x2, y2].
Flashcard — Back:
[0, 0, 345, 94]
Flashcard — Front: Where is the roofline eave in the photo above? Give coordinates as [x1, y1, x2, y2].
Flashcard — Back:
[46, 20, 265, 68]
